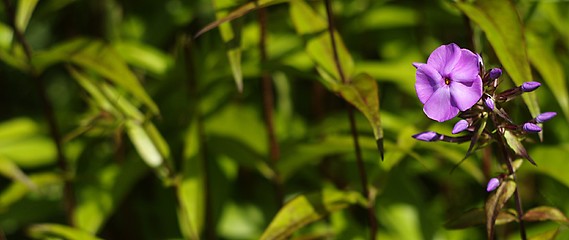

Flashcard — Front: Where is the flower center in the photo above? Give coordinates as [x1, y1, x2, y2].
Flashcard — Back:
[444, 77, 451, 85]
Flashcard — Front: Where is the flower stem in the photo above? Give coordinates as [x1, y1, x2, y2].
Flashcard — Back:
[257, 2, 285, 207]
[498, 134, 527, 240]
[324, 0, 377, 239]
[2, 0, 75, 225]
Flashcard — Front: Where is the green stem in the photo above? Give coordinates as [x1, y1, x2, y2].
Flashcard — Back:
[323, 1, 377, 239]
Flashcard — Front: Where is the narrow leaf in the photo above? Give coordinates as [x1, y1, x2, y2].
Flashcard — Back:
[522, 206, 569, 225]
[16, 0, 39, 33]
[259, 189, 366, 240]
[0, 173, 62, 211]
[28, 224, 102, 240]
[526, 32, 569, 122]
[289, 0, 354, 82]
[113, 41, 173, 76]
[456, 0, 540, 118]
[195, 0, 289, 37]
[504, 130, 536, 165]
[338, 73, 383, 157]
[176, 118, 205, 239]
[0, 155, 34, 189]
[124, 120, 163, 168]
[445, 208, 517, 229]
[213, 0, 243, 92]
[485, 180, 516, 239]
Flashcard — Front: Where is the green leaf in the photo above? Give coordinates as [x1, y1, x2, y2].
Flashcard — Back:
[289, 0, 354, 83]
[15, 0, 39, 32]
[113, 41, 173, 76]
[259, 189, 366, 240]
[28, 223, 102, 240]
[0, 156, 34, 188]
[0, 172, 62, 212]
[445, 208, 516, 229]
[485, 180, 516, 239]
[73, 158, 147, 234]
[176, 118, 205, 239]
[213, 0, 243, 92]
[504, 130, 536, 165]
[522, 206, 569, 225]
[32, 38, 159, 114]
[195, 0, 289, 37]
[456, 0, 540, 118]
[124, 120, 163, 169]
[338, 73, 383, 156]
[526, 32, 569, 122]
[528, 228, 560, 240]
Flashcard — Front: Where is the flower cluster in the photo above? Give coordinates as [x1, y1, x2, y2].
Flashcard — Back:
[411, 43, 557, 191]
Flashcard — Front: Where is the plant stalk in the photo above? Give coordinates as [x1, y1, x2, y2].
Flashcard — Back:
[324, 0, 377, 239]
[2, 0, 75, 225]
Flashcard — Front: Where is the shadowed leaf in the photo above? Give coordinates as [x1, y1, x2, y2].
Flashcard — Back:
[528, 228, 560, 240]
[259, 189, 366, 240]
[485, 180, 516, 239]
[504, 130, 536, 165]
[213, 0, 243, 92]
[456, 0, 540, 118]
[445, 208, 517, 229]
[522, 206, 569, 225]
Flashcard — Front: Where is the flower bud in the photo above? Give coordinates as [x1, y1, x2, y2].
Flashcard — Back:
[412, 131, 442, 142]
[486, 178, 500, 192]
[536, 112, 557, 123]
[488, 68, 502, 79]
[521, 81, 541, 92]
[484, 97, 495, 110]
[523, 122, 542, 133]
[452, 119, 469, 134]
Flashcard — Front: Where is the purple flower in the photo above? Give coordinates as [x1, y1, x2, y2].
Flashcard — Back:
[415, 43, 483, 122]
[486, 178, 500, 192]
[536, 112, 557, 123]
[412, 131, 442, 142]
[452, 119, 469, 134]
[521, 82, 541, 92]
[523, 122, 542, 133]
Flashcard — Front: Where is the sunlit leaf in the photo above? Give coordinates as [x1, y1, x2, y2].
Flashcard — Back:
[113, 41, 173, 76]
[456, 0, 540, 118]
[289, 0, 354, 83]
[485, 180, 516, 239]
[526, 32, 569, 122]
[0, 172, 62, 211]
[528, 227, 560, 240]
[0, 156, 34, 189]
[74, 158, 147, 234]
[259, 189, 366, 240]
[28, 223, 102, 240]
[445, 208, 516, 229]
[32, 38, 159, 114]
[124, 120, 163, 169]
[15, 0, 39, 32]
[213, 0, 243, 92]
[338, 73, 383, 157]
[522, 206, 569, 225]
[176, 118, 205, 239]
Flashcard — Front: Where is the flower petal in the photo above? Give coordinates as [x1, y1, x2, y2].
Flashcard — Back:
[427, 43, 461, 76]
[449, 49, 480, 82]
[450, 77, 482, 111]
[423, 86, 458, 122]
[415, 64, 443, 104]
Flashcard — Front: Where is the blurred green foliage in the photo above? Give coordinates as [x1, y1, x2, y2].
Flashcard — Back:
[0, 0, 569, 239]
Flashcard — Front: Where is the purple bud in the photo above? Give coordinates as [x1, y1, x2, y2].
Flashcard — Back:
[452, 120, 469, 134]
[412, 131, 442, 142]
[488, 68, 502, 79]
[412, 62, 424, 69]
[521, 82, 541, 92]
[484, 97, 495, 110]
[536, 112, 557, 123]
[486, 178, 500, 192]
[523, 122, 542, 133]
